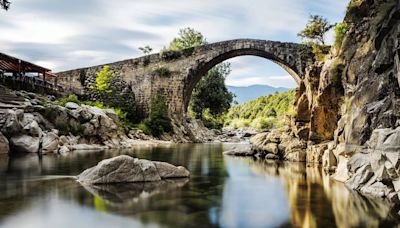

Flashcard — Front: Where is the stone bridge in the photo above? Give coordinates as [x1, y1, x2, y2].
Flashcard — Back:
[57, 39, 314, 117]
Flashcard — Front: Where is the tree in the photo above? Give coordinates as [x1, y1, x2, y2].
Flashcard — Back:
[0, 0, 10, 10]
[139, 95, 172, 136]
[168, 27, 206, 51]
[298, 15, 335, 45]
[190, 63, 234, 119]
[95, 65, 115, 93]
[139, 45, 153, 55]
[90, 65, 138, 122]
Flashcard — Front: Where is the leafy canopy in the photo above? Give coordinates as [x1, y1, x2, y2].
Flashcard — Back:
[0, 0, 10, 10]
[168, 27, 206, 51]
[139, 45, 153, 55]
[95, 65, 115, 93]
[139, 95, 172, 136]
[190, 62, 234, 119]
[298, 15, 335, 45]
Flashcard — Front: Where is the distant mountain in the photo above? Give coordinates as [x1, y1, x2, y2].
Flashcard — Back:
[227, 84, 291, 104]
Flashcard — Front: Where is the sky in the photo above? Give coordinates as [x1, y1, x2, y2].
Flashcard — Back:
[0, 0, 348, 88]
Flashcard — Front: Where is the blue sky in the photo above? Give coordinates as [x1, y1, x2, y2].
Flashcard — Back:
[0, 0, 348, 88]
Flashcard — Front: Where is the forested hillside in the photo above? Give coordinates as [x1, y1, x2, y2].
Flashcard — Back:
[225, 90, 295, 130]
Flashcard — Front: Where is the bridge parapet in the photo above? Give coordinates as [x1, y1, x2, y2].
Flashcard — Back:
[57, 39, 314, 116]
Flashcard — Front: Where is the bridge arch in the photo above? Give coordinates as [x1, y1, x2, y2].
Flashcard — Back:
[183, 47, 305, 112]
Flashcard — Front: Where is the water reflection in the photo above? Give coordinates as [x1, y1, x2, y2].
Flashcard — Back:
[0, 144, 399, 228]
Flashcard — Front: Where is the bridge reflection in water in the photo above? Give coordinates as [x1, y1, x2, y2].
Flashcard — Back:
[0, 144, 398, 228]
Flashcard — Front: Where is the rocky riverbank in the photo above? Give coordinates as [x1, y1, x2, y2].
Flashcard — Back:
[0, 87, 166, 155]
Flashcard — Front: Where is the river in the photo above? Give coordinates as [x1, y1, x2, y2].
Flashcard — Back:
[0, 143, 399, 228]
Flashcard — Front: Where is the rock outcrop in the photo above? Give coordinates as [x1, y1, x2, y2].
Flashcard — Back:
[250, 129, 307, 161]
[77, 155, 190, 184]
[249, 0, 400, 203]
[0, 88, 159, 154]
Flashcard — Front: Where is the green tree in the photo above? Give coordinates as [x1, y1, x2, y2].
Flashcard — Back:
[298, 15, 335, 45]
[95, 65, 115, 93]
[139, 45, 153, 55]
[90, 65, 138, 123]
[190, 63, 234, 119]
[168, 27, 206, 51]
[1, 0, 10, 10]
[139, 95, 172, 136]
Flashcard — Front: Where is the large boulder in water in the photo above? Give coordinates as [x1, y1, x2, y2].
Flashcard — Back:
[77, 155, 190, 184]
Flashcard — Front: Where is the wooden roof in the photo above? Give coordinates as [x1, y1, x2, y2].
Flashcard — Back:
[0, 52, 51, 73]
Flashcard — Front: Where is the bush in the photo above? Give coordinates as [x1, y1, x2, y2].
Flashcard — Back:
[58, 94, 80, 106]
[88, 66, 138, 123]
[250, 117, 275, 130]
[334, 22, 348, 49]
[139, 95, 172, 137]
[160, 49, 182, 60]
[152, 65, 171, 77]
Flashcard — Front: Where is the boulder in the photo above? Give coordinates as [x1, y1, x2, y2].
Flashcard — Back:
[1, 110, 23, 137]
[65, 102, 80, 110]
[41, 132, 59, 153]
[306, 143, 328, 163]
[0, 132, 9, 154]
[9, 135, 40, 153]
[77, 155, 190, 184]
[322, 148, 337, 171]
[23, 120, 42, 137]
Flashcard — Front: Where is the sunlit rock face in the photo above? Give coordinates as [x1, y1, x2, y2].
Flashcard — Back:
[325, 0, 400, 201]
[77, 155, 190, 184]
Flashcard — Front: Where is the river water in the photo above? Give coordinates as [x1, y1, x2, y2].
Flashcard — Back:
[0, 143, 399, 228]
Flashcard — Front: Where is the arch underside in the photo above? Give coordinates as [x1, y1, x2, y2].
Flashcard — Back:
[183, 48, 302, 111]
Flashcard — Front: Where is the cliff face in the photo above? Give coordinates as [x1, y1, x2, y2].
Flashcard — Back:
[323, 0, 400, 200]
[250, 0, 400, 201]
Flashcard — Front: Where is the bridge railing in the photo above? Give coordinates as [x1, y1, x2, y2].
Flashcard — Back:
[0, 72, 68, 96]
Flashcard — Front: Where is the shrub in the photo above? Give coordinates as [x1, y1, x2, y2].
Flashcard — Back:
[152, 65, 171, 77]
[250, 117, 275, 130]
[95, 65, 115, 93]
[89, 66, 138, 123]
[139, 95, 172, 137]
[58, 94, 80, 106]
[334, 22, 349, 49]
[160, 48, 182, 60]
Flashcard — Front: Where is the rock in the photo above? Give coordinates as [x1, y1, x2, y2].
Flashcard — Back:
[65, 102, 80, 110]
[1, 110, 23, 137]
[152, 161, 190, 179]
[306, 143, 328, 163]
[265, 154, 280, 160]
[223, 147, 254, 156]
[262, 143, 279, 154]
[322, 147, 337, 171]
[58, 145, 70, 154]
[23, 120, 42, 137]
[0, 132, 9, 154]
[77, 155, 190, 184]
[68, 144, 107, 151]
[41, 132, 59, 153]
[9, 135, 40, 153]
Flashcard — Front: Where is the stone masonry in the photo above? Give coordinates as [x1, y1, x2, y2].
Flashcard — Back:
[57, 39, 314, 118]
